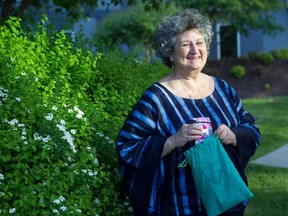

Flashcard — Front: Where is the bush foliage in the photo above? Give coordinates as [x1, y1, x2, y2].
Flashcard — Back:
[0, 16, 169, 215]
[256, 52, 275, 64]
[229, 65, 246, 79]
[272, 48, 288, 60]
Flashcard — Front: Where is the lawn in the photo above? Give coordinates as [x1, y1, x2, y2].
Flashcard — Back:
[242, 96, 288, 216]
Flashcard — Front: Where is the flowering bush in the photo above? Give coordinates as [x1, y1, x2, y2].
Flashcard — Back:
[0, 17, 132, 215]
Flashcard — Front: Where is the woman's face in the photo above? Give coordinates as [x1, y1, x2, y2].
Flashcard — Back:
[171, 29, 207, 73]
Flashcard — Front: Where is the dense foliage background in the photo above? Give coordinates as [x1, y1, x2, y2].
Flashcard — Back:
[0, 16, 169, 215]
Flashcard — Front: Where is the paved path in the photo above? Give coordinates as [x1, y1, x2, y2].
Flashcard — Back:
[252, 144, 288, 168]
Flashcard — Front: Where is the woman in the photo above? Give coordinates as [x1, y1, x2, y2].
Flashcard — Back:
[116, 8, 261, 216]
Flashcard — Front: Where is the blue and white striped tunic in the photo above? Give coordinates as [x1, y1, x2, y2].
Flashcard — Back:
[116, 77, 261, 216]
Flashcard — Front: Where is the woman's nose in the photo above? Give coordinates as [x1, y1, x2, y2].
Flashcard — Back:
[189, 43, 197, 53]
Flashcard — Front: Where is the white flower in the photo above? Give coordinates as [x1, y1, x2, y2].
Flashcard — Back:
[44, 113, 53, 121]
[68, 109, 73, 113]
[15, 97, 21, 102]
[21, 128, 27, 135]
[56, 124, 66, 132]
[53, 199, 61, 205]
[62, 131, 76, 153]
[9, 208, 16, 213]
[59, 196, 65, 202]
[93, 157, 99, 165]
[67, 156, 74, 162]
[70, 129, 77, 135]
[60, 119, 66, 125]
[34, 133, 41, 140]
[34, 133, 52, 143]
[0, 173, 4, 180]
[52, 209, 59, 214]
[52, 105, 58, 111]
[8, 119, 18, 126]
[74, 106, 84, 119]
[0, 87, 8, 92]
[76, 112, 84, 119]
[95, 198, 100, 204]
[87, 169, 97, 176]
[53, 196, 65, 205]
[0, 87, 9, 101]
[60, 206, 67, 211]
[96, 132, 104, 137]
[42, 135, 52, 143]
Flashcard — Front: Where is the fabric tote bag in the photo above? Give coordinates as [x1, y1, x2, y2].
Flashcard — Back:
[180, 134, 254, 216]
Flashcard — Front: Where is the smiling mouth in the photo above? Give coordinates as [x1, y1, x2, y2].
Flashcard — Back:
[187, 56, 201, 60]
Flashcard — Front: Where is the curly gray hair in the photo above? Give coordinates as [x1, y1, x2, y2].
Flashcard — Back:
[153, 8, 213, 68]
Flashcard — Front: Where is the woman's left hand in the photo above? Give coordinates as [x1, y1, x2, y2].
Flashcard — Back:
[214, 124, 237, 147]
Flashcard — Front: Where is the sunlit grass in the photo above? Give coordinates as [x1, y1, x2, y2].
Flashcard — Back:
[242, 96, 288, 216]
[242, 96, 288, 158]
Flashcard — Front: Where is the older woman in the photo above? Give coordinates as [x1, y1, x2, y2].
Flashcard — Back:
[116, 8, 261, 216]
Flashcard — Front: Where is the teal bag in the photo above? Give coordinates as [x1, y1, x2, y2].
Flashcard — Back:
[180, 134, 254, 216]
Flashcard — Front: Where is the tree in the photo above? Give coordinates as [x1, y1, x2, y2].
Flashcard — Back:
[94, 2, 179, 61]
[175, 0, 285, 36]
[93, 0, 286, 61]
[0, 0, 164, 24]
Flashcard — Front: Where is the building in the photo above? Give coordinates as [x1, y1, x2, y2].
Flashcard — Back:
[209, 4, 288, 60]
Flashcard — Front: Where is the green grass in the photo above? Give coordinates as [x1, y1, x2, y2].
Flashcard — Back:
[242, 96, 288, 216]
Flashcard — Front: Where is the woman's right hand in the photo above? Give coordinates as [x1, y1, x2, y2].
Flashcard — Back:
[162, 123, 203, 157]
[172, 123, 203, 148]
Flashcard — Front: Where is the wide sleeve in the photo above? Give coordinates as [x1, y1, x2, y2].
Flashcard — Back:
[229, 86, 261, 169]
[115, 90, 168, 216]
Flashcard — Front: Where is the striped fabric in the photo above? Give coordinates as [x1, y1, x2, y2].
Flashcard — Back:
[116, 77, 261, 216]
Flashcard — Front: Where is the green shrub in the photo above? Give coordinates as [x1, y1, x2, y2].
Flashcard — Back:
[0, 17, 132, 215]
[95, 42, 169, 130]
[230, 65, 246, 79]
[256, 52, 275, 64]
[264, 83, 271, 91]
[272, 48, 288, 60]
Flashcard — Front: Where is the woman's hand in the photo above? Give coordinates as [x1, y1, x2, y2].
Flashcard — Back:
[214, 124, 237, 147]
[172, 123, 203, 148]
[162, 123, 202, 157]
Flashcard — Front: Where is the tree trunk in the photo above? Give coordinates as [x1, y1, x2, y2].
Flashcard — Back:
[145, 43, 152, 62]
[15, 0, 34, 17]
[1, 0, 16, 23]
